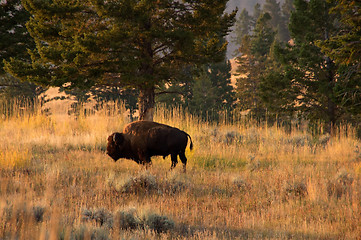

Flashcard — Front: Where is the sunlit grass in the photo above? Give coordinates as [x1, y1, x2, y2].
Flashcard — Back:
[0, 147, 31, 170]
[0, 99, 360, 239]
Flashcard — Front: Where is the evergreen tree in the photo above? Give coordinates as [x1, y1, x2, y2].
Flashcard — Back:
[253, 3, 262, 22]
[318, 0, 361, 65]
[155, 66, 193, 108]
[235, 35, 258, 112]
[188, 60, 235, 121]
[260, 0, 357, 131]
[4, 0, 236, 121]
[0, 0, 44, 112]
[233, 9, 254, 47]
[263, 0, 291, 42]
[235, 13, 276, 119]
[91, 87, 138, 114]
[263, 0, 282, 31]
[251, 13, 276, 57]
[0, 0, 33, 74]
[157, 60, 235, 122]
[280, 0, 294, 42]
[208, 60, 235, 112]
[317, 0, 361, 121]
[189, 67, 217, 120]
[233, 2, 276, 56]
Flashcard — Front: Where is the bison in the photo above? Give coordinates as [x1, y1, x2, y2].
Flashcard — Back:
[106, 121, 193, 171]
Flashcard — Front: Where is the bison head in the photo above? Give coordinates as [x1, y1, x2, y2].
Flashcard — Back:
[106, 132, 124, 161]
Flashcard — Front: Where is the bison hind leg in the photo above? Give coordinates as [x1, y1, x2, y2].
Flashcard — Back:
[179, 152, 187, 173]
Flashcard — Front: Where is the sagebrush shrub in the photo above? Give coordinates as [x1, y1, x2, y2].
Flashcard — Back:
[114, 208, 140, 230]
[327, 169, 354, 199]
[81, 208, 113, 227]
[232, 177, 251, 192]
[113, 172, 159, 194]
[141, 212, 175, 233]
[283, 181, 308, 199]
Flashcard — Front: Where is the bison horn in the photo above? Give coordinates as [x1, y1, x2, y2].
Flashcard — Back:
[113, 133, 124, 145]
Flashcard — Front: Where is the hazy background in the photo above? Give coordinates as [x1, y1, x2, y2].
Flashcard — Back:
[226, 0, 284, 58]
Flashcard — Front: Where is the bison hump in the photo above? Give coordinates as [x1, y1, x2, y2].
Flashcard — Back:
[123, 121, 171, 136]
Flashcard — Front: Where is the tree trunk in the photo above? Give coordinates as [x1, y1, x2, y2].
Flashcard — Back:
[138, 87, 155, 121]
[324, 28, 337, 135]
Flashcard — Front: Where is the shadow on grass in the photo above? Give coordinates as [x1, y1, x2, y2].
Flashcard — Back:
[175, 225, 339, 240]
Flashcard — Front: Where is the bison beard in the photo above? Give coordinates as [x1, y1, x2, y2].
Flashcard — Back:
[106, 121, 193, 172]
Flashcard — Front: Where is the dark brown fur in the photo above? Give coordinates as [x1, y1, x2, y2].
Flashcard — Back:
[106, 121, 193, 171]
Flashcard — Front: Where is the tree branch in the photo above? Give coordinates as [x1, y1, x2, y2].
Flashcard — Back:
[155, 90, 185, 96]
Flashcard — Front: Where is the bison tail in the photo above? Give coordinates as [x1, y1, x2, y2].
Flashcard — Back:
[187, 133, 193, 151]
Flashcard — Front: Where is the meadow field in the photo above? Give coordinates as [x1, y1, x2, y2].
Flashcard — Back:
[0, 100, 360, 239]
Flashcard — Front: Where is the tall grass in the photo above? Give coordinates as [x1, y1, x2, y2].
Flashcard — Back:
[0, 100, 360, 239]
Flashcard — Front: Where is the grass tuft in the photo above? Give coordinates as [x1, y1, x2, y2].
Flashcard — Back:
[327, 169, 354, 199]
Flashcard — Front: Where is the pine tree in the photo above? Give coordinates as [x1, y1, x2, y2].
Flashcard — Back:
[4, 0, 236, 121]
[233, 9, 254, 47]
[0, 0, 33, 74]
[280, 0, 294, 42]
[207, 60, 235, 112]
[189, 67, 217, 120]
[317, 0, 361, 120]
[0, 0, 44, 112]
[235, 35, 259, 112]
[263, 0, 291, 42]
[253, 3, 262, 22]
[155, 66, 193, 108]
[156, 58, 235, 122]
[281, 0, 295, 22]
[260, 0, 358, 131]
[318, 0, 361, 65]
[188, 60, 234, 121]
[235, 13, 276, 119]
[263, 0, 282, 31]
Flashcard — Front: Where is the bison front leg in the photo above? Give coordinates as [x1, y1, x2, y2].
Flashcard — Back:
[139, 153, 152, 169]
[170, 153, 178, 170]
[179, 152, 187, 173]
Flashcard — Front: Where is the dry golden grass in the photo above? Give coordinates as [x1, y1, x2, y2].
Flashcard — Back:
[1, 100, 360, 239]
